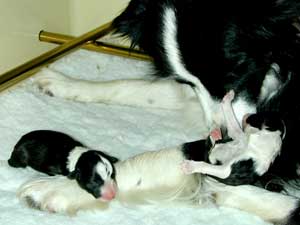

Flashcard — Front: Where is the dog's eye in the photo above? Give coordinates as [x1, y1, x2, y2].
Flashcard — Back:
[106, 167, 113, 177]
[104, 164, 112, 175]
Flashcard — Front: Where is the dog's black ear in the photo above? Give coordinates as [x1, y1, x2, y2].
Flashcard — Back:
[107, 155, 119, 163]
[67, 168, 79, 180]
[99, 151, 119, 164]
[245, 113, 265, 130]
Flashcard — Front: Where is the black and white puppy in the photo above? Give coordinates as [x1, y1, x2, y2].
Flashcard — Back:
[182, 90, 286, 186]
[8, 130, 118, 201]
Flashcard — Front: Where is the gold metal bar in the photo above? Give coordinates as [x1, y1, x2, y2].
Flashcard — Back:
[0, 67, 41, 92]
[0, 22, 113, 91]
[39, 31, 152, 61]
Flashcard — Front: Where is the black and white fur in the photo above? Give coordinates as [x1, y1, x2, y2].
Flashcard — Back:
[8, 130, 118, 201]
[182, 91, 285, 186]
[110, 0, 300, 203]
[19, 71, 300, 222]
[18, 145, 201, 213]
[18, 0, 300, 224]
[17, 143, 300, 225]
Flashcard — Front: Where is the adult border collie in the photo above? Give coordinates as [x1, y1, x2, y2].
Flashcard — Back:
[18, 0, 300, 224]
[111, 0, 300, 187]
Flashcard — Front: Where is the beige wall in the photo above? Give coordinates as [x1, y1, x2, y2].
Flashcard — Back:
[0, 0, 71, 73]
[70, 0, 128, 35]
[0, 0, 129, 74]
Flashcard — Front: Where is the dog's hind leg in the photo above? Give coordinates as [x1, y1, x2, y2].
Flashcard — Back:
[35, 68, 196, 109]
[205, 178, 300, 225]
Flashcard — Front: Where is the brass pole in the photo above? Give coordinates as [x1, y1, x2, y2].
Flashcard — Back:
[39, 31, 152, 61]
[0, 22, 113, 91]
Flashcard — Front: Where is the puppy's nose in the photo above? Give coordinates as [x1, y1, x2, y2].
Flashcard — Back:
[101, 189, 116, 201]
[99, 181, 117, 201]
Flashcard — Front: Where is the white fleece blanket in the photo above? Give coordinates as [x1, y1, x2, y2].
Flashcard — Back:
[0, 49, 270, 225]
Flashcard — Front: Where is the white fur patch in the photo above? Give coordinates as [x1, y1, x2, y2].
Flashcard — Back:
[67, 146, 89, 172]
[17, 176, 102, 214]
[232, 97, 256, 127]
[36, 68, 196, 110]
[205, 178, 299, 222]
[95, 155, 113, 181]
[162, 7, 216, 125]
[259, 64, 282, 102]
[246, 129, 282, 175]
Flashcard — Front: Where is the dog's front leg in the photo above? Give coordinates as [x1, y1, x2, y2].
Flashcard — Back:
[35, 68, 195, 109]
[181, 160, 231, 179]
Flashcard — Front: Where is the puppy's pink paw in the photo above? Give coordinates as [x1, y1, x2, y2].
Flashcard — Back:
[181, 160, 197, 174]
[222, 90, 235, 103]
[210, 128, 222, 141]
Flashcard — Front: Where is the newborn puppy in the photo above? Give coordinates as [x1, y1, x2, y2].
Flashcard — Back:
[8, 130, 118, 201]
[182, 91, 285, 185]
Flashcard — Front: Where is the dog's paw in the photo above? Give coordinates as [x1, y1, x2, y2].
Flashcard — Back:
[35, 68, 77, 99]
[222, 89, 235, 103]
[181, 160, 198, 174]
[210, 128, 222, 141]
[17, 176, 90, 214]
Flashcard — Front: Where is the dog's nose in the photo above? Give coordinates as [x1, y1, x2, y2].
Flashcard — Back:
[101, 189, 116, 201]
[99, 181, 117, 201]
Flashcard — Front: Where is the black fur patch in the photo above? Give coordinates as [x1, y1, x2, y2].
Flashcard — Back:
[8, 130, 83, 176]
[182, 138, 212, 162]
[213, 159, 259, 186]
[285, 202, 300, 225]
[246, 112, 285, 135]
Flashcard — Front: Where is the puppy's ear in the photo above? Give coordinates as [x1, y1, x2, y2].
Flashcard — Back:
[67, 168, 79, 180]
[100, 151, 119, 163]
[107, 155, 119, 163]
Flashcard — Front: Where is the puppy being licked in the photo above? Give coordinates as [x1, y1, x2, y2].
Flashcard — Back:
[182, 90, 285, 186]
[8, 130, 118, 201]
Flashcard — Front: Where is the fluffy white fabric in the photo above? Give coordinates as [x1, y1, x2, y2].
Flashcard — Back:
[0, 49, 270, 225]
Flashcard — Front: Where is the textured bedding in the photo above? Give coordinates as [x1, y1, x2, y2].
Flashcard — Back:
[0, 49, 270, 225]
